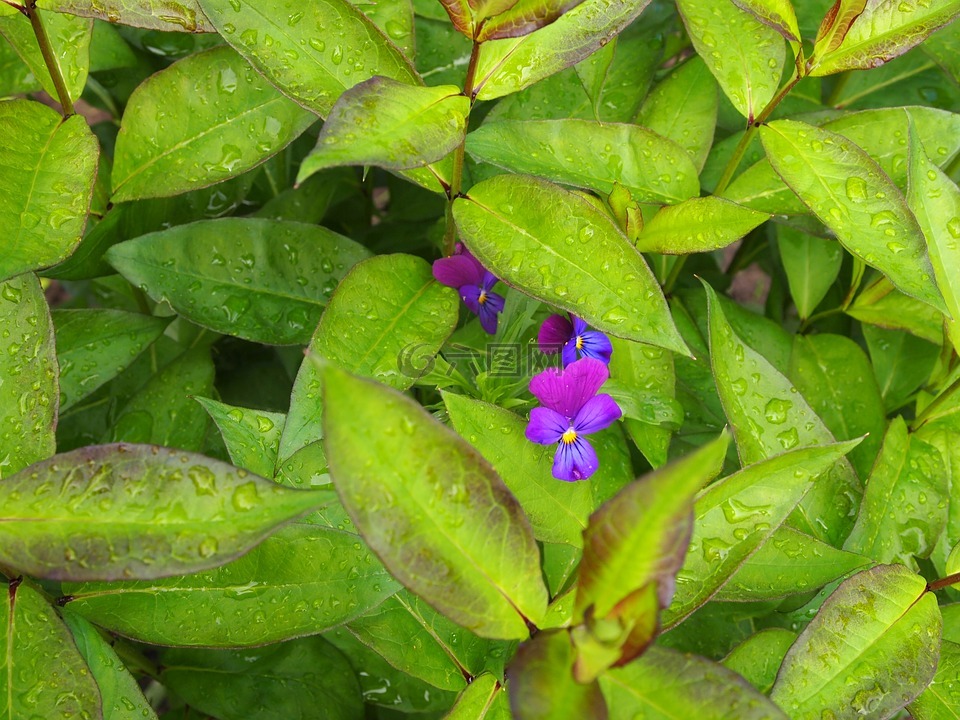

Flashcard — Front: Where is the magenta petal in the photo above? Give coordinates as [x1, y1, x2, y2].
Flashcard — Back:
[525, 407, 567, 444]
[552, 436, 599, 481]
[538, 314, 573, 354]
[573, 394, 621, 434]
[529, 358, 610, 418]
[460, 284, 482, 315]
[433, 255, 484, 288]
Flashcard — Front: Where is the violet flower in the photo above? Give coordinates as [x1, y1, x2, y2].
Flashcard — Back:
[525, 358, 622, 481]
[432, 243, 505, 334]
[538, 313, 612, 367]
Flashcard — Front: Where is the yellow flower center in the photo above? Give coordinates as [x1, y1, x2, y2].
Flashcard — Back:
[478, 290, 488, 305]
[561, 428, 577, 445]
[575, 335, 584, 350]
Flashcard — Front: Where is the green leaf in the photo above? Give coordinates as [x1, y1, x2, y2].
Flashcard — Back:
[843, 416, 947, 566]
[111, 46, 316, 202]
[1, 581, 103, 719]
[731, 0, 802, 42]
[760, 119, 945, 312]
[576, 432, 729, 623]
[160, 637, 362, 720]
[721, 628, 798, 694]
[715, 526, 872, 601]
[297, 77, 469, 182]
[0, 100, 99, 281]
[475, 0, 587, 41]
[472, 0, 653, 100]
[635, 56, 718, 172]
[850, 277, 945, 347]
[909, 638, 960, 719]
[279, 254, 458, 460]
[867, 326, 941, 414]
[788, 334, 886, 478]
[62, 612, 157, 720]
[0, 10, 91, 102]
[106, 218, 369, 345]
[809, 0, 960, 76]
[54, 309, 170, 412]
[676, 0, 785, 122]
[63, 523, 400, 646]
[195, 397, 285, 478]
[444, 393, 592, 547]
[664, 440, 861, 628]
[777, 225, 843, 319]
[321, 364, 549, 639]
[196, 0, 419, 117]
[104, 347, 214, 451]
[923, 19, 960, 84]
[908, 120, 960, 353]
[0, 443, 329, 581]
[0, 273, 57, 479]
[705, 282, 863, 546]
[466, 119, 699, 205]
[633, 197, 768, 254]
[453, 174, 688, 353]
[770, 564, 941, 719]
[811, 0, 868, 59]
[446, 673, 511, 719]
[600, 646, 789, 720]
[38, 0, 213, 29]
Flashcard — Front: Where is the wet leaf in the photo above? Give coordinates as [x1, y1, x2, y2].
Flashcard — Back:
[770, 564, 941, 719]
[777, 225, 843, 319]
[850, 276, 945, 347]
[63, 523, 400, 646]
[54, 309, 170, 412]
[446, 673, 511, 719]
[453, 174, 688, 353]
[908, 638, 960, 719]
[0, 443, 329, 581]
[0, 10, 91, 102]
[0, 273, 57, 479]
[195, 397, 285, 478]
[721, 628, 797, 694]
[0, 100, 99, 281]
[111, 46, 316, 202]
[632, 197, 768, 254]
[760, 119, 945, 312]
[297, 77, 469, 181]
[731, 0, 801, 42]
[676, 0, 785, 122]
[1, 581, 103, 719]
[106, 218, 370, 345]
[322, 364, 549, 639]
[37, 0, 214, 31]
[466, 119, 699, 204]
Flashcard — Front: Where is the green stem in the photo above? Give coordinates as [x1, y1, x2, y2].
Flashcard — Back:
[442, 41, 481, 256]
[25, 0, 74, 117]
[912, 374, 960, 431]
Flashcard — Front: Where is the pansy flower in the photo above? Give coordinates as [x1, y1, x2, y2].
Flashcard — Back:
[432, 243, 505, 334]
[538, 313, 612, 367]
[525, 358, 621, 481]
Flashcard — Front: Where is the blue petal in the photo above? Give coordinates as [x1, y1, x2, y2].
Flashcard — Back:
[573, 394, 621, 434]
[580, 331, 613, 364]
[552, 435, 599, 481]
[525, 407, 567, 445]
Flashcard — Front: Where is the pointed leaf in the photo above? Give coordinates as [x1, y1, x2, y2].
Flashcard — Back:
[777, 225, 843, 319]
[732, 0, 802, 41]
[721, 628, 798, 695]
[633, 197, 768, 254]
[453, 174, 688, 353]
[0, 273, 57, 479]
[0, 443, 330, 581]
[760, 119, 945, 312]
[195, 397, 285, 478]
[676, 0, 785, 122]
[1, 581, 103, 719]
[111, 46, 316, 202]
[0, 100, 99, 281]
[467, 119, 699, 205]
[37, 0, 214, 30]
[106, 218, 370, 345]
[477, 0, 587, 41]
[322, 365, 549, 639]
[297, 77, 469, 181]
[770, 564, 941, 719]
[62, 523, 400, 646]
[812, 0, 868, 59]
[0, 11, 91, 102]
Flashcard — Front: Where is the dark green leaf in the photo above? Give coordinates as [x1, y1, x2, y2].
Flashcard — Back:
[453, 174, 688, 353]
[777, 225, 843, 319]
[106, 218, 369, 345]
[322, 365, 548, 639]
[633, 197, 768, 254]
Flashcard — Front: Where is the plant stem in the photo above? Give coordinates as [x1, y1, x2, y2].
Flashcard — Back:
[24, 0, 74, 117]
[442, 41, 481, 257]
[928, 571, 960, 592]
[912, 374, 960, 431]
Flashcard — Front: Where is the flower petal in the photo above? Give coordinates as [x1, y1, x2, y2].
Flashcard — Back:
[484, 291, 506, 313]
[460, 284, 482, 315]
[561, 341, 578, 368]
[580, 331, 613, 364]
[573, 393, 622, 434]
[481, 271, 500, 292]
[552, 435, 599, 481]
[478, 301, 499, 334]
[539, 314, 573, 354]
[433, 255, 484, 289]
[571, 315, 589, 336]
[529, 357, 610, 418]
[525, 407, 568, 444]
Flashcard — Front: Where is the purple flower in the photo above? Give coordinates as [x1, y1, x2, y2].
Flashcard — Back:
[525, 358, 622, 481]
[538, 313, 613, 367]
[432, 243, 505, 334]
